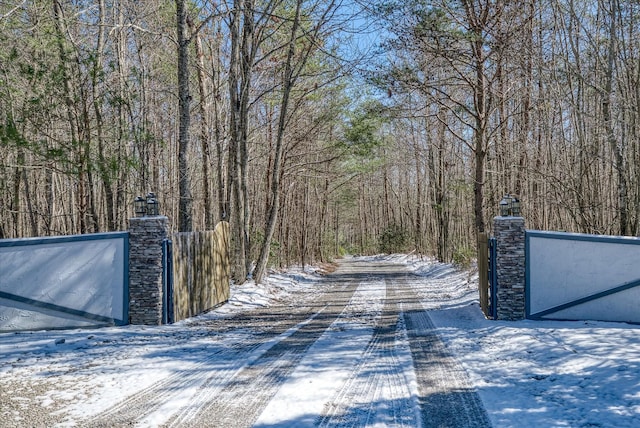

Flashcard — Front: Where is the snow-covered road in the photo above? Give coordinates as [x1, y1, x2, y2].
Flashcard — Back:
[1, 257, 488, 427]
[2, 255, 640, 427]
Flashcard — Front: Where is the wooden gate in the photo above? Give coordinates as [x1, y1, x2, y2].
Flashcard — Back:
[165, 222, 230, 323]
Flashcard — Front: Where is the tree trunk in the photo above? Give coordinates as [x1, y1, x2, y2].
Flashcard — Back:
[228, 0, 248, 281]
[602, 2, 627, 235]
[191, 22, 214, 230]
[91, 0, 118, 231]
[253, 0, 302, 284]
[176, 0, 192, 232]
[52, 0, 86, 234]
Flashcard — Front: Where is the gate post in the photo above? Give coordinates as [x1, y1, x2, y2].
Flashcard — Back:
[128, 215, 169, 325]
[477, 232, 489, 317]
[493, 215, 526, 320]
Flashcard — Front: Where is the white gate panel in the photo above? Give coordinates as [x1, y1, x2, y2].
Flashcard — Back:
[0, 233, 128, 332]
[527, 231, 640, 323]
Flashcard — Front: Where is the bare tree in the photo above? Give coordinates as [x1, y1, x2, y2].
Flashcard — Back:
[176, 0, 192, 232]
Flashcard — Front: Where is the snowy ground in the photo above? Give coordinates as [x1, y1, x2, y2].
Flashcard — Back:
[1, 255, 639, 427]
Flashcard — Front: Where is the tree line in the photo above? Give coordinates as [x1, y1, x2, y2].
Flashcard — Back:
[369, 0, 640, 261]
[1, 0, 639, 281]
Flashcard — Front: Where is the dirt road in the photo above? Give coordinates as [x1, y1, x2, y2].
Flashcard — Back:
[2, 258, 490, 427]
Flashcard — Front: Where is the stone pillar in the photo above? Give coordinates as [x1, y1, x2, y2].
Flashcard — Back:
[128, 216, 169, 325]
[494, 216, 526, 320]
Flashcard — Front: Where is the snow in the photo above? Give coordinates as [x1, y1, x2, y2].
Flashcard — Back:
[1, 255, 640, 427]
[254, 280, 385, 427]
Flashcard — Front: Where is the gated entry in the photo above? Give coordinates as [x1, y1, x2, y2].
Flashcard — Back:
[526, 230, 640, 323]
[162, 223, 230, 324]
[0, 232, 129, 331]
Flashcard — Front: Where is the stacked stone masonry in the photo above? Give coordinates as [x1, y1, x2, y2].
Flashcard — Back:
[494, 216, 526, 321]
[128, 216, 168, 325]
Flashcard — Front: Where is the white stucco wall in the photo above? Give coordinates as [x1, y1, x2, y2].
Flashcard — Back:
[0, 234, 127, 332]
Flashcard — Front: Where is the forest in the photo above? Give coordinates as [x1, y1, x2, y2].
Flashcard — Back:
[2, 0, 640, 282]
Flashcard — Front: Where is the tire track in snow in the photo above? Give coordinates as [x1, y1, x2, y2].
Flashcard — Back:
[165, 274, 363, 427]
[318, 264, 491, 428]
[82, 332, 276, 427]
[82, 297, 338, 427]
[252, 276, 386, 426]
[161, 312, 330, 427]
[387, 266, 492, 427]
[404, 300, 492, 427]
[83, 259, 491, 428]
[317, 268, 422, 427]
